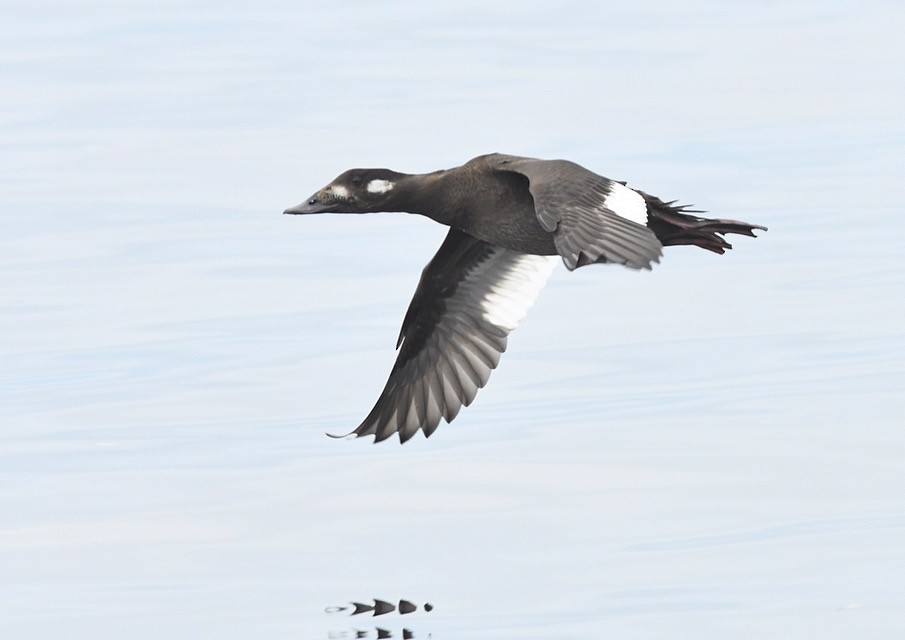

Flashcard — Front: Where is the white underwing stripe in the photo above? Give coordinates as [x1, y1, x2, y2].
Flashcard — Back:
[477, 253, 559, 331]
[603, 182, 648, 224]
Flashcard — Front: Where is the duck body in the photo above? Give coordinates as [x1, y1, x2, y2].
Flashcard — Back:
[418, 155, 558, 256]
[294, 154, 559, 255]
[285, 153, 765, 443]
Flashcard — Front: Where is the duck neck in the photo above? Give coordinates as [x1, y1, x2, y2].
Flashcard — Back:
[385, 170, 459, 225]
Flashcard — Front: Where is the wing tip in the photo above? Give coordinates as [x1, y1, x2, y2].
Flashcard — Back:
[328, 417, 447, 445]
[326, 430, 354, 440]
[325, 428, 393, 444]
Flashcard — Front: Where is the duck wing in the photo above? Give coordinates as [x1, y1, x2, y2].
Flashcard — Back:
[494, 155, 663, 270]
[337, 227, 558, 443]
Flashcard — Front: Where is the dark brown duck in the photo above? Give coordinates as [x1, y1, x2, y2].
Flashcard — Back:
[285, 153, 765, 443]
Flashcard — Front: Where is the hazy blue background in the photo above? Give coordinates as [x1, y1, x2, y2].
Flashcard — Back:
[2, 1, 904, 638]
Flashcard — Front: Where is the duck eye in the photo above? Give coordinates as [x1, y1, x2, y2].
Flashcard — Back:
[351, 175, 362, 186]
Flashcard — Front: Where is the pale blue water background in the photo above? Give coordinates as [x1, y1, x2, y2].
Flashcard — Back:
[2, 1, 904, 638]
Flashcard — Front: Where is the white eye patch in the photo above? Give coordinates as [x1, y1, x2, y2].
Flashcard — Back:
[366, 179, 394, 194]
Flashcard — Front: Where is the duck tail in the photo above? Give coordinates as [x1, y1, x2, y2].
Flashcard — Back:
[637, 189, 767, 254]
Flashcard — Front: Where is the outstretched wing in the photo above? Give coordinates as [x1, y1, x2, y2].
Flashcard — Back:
[338, 227, 558, 443]
[494, 155, 663, 270]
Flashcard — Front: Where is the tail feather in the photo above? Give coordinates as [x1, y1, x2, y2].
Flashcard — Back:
[637, 190, 767, 254]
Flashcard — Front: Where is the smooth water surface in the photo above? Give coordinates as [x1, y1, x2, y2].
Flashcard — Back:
[3, 2, 904, 638]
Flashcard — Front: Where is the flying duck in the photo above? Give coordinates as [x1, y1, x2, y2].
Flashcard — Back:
[285, 153, 765, 443]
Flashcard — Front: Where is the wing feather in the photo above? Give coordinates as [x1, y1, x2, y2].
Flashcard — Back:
[338, 227, 558, 443]
[494, 155, 664, 270]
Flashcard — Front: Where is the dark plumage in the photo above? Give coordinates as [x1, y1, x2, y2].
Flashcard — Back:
[285, 153, 765, 443]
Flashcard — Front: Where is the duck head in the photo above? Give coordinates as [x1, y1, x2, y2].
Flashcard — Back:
[284, 169, 404, 215]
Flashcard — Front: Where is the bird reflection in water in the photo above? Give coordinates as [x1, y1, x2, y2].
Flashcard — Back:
[326, 598, 433, 638]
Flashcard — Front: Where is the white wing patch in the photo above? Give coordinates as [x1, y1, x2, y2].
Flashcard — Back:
[367, 179, 394, 194]
[603, 182, 648, 225]
[478, 254, 559, 331]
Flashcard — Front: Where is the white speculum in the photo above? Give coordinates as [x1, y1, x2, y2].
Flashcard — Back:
[603, 183, 648, 225]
